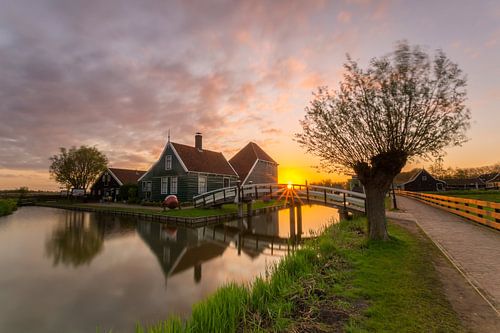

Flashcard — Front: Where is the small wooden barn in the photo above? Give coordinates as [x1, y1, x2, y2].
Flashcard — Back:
[90, 168, 146, 200]
[138, 133, 238, 202]
[396, 169, 445, 192]
[229, 142, 278, 185]
[442, 177, 486, 190]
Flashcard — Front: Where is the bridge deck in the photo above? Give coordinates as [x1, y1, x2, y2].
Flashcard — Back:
[193, 183, 366, 213]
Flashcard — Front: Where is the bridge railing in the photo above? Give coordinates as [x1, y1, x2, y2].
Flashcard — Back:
[193, 186, 237, 208]
[240, 183, 366, 212]
[193, 183, 366, 212]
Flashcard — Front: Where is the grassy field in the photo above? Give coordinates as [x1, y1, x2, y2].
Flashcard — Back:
[36, 199, 283, 218]
[136, 218, 464, 333]
[0, 199, 17, 216]
[436, 190, 500, 203]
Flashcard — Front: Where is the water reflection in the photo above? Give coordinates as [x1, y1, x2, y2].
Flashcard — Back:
[137, 222, 227, 284]
[45, 211, 136, 267]
[0, 205, 339, 333]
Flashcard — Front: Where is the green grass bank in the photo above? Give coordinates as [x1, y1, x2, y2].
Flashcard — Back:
[137, 218, 465, 333]
[434, 190, 500, 203]
[0, 199, 17, 216]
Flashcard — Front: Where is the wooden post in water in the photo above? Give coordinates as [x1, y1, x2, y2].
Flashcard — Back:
[306, 180, 310, 203]
[296, 204, 302, 243]
[247, 201, 253, 217]
[289, 198, 296, 246]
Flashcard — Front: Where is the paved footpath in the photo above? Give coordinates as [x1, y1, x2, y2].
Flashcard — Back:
[387, 196, 500, 315]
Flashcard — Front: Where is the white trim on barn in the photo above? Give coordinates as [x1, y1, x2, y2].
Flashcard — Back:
[106, 168, 124, 186]
[241, 159, 259, 185]
[138, 141, 189, 182]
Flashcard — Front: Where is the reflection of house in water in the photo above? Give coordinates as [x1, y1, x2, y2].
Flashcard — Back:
[136, 221, 228, 284]
[136, 206, 311, 284]
[136, 210, 294, 284]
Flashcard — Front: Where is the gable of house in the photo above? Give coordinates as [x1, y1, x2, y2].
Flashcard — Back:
[138, 135, 238, 202]
[229, 142, 278, 184]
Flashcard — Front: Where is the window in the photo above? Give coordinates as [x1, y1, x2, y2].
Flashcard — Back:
[198, 175, 207, 194]
[170, 177, 178, 194]
[142, 181, 152, 192]
[422, 175, 427, 181]
[165, 155, 172, 170]
[161, 177, 168, 194]
[223, 177, 230, 188]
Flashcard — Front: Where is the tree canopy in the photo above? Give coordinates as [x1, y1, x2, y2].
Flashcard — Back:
[49, 146, 108, 191]
[297, 41, 470, 240]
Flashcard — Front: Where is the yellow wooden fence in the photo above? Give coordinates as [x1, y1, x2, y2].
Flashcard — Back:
[398, 190, 500, 231]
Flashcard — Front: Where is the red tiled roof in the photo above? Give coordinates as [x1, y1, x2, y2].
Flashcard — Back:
[229, 142, 277, 181]
[109, 168, 146, 185]
[171, 142, 237, 176]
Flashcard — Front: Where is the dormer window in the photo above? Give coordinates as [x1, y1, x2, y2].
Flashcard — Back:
[165, 155, 172, 170]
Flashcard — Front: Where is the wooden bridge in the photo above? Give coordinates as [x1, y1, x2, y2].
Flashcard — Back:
[193, 183, 366, 213]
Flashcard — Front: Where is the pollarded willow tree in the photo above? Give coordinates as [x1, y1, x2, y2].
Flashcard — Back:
[296, 41, 470, 240]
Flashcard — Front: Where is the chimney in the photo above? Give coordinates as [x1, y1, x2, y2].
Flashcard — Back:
[195, 132, 202, 150]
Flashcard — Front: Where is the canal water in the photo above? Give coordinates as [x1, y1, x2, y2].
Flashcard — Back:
[0, 205, 339, 333]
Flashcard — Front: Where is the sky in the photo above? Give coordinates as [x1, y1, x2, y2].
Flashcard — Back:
[0, 0, 499, 190]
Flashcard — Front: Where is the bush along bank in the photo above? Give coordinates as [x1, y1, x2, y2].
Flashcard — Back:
[137, 217, 465, 333]
[0, 199, 17, 216]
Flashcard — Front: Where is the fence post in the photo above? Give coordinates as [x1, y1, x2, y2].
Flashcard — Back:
[477, 204, 484, 219]
[496, 207, 500, 223]
[323, 189, 327, 204]
[269, 185, 272, 199]
[306, 181, 310, 202]
[343, 193, 346, 210]
[213, 193, 216, 205]
[255, 186, 258, 199]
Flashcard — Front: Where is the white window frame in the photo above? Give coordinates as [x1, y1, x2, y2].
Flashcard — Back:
[198, 175, 207, 194]
[142, 181, 152, 192]
[165, 155, 172, 170]
[161, 177, 168, 194]
[170, 176, 178, 194]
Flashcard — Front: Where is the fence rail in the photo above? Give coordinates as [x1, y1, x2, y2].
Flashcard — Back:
[398, 190, 500, 230]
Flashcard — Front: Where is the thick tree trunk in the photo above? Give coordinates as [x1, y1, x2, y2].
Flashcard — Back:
[364, 185, 389, 240]
[353, 149, 408, 241]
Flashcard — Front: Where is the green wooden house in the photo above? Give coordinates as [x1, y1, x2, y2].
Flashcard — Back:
[138, 133, 238, 202]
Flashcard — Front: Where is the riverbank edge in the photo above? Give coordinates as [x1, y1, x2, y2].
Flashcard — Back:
[136, 217, 466, 333]
[34, 201, 289, 227]
[0, 199, 17, 217]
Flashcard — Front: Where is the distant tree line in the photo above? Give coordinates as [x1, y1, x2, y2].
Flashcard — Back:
[310, 179, 348, 189]
[396, 162, 500, 183]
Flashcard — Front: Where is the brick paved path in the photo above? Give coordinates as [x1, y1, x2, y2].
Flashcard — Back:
[387, 196, 500, 315]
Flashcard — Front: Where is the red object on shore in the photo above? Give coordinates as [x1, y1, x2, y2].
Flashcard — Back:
[164, 195, 179, 209]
